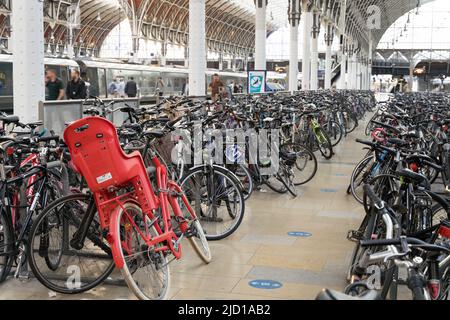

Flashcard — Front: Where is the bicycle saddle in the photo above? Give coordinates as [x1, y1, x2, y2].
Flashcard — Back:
[144, 129, 165, 139]
[402, 130, 420, 139]
[119, 129, 138, 138]
[387, 138, 408, 147]
[120, 106, 135, 113]
[281, 151, 297, 166]
[316, 289, 381, 301]
[27, 121, 44, 129]
[0, 115, 20, 124]
[397, 168, 430, 189]
[122, 123, 141, 131]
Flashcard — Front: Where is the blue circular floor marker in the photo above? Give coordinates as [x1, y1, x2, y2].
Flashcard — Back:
[249, 280, 283, 290]
[288, 231, 312, 237]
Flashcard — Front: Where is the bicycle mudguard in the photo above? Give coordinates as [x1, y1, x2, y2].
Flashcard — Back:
[108, 204, 125, 269]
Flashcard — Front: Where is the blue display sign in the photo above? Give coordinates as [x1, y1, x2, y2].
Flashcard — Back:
[248, 70, 267, 94]
[249, 280, 283, 289]
[288, 231, 312, 238]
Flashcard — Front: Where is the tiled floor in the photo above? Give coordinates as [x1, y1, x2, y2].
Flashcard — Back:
[0, 121, 369, 300]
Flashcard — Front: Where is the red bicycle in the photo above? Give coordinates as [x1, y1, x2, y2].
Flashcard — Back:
[63, 117, 211, 300]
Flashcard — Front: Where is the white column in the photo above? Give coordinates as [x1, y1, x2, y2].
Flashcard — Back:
[361, 62, 366, 90]
[68, 27, 75, 59]
[288, 0, 301, 93]
[358, 60, 362, 90]
[160, 42, 167, 66]
[301, 10, 312, 90]
[255, 0, 267, 70]
[338, 53, 347, 89]
[368, 39, 373, 91]
[364, 62, 368, 90]
[310, 37, 318, 90]
[356, 60, 361, 90]
[348, 53, 355, 89]
[324, 24, 333, 90]
[12, 0, 44, 123]
[218, 51, 224, 71]
[310, 12, 320, 91]
[189, 0, 206, 96]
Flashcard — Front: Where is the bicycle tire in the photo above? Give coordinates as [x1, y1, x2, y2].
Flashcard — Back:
[350, 155, 377, 204]
[27, 193, 115, 294]
[315, 127, 333, 160]
[0, 208, 14, 283]
[280, 143, 318, 186]
[323, 121, 344, 147]
[113, 202, 171, 300]
[179, 165, 245, 241]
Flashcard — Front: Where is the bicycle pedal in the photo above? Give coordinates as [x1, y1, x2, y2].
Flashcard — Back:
[347, 230, 363, 242]
[18, 271, 30, 281]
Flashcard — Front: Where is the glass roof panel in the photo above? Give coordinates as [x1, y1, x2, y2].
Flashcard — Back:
[378, 0, 450, 50]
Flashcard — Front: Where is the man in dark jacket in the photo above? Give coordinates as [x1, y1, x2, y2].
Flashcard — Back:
[66, 70, 87, 100]
[125, 77, 138, 98]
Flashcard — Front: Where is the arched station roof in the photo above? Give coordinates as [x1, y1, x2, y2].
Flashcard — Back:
[0, 0, 438, 56]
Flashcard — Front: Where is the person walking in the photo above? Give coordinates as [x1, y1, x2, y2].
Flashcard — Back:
[125, 77, 138, 98]
[156, 77, 165, 97]
[108, 78, 120, 98]
[81, 71, 91, 97]
[66, 70, 87, 100]
[118, 78, 126, 98]
[208, 73, 225, 102]
[45, 69, 65, 101]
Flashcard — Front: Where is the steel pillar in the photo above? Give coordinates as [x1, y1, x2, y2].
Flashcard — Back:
[288, 0, 301, 93]
[324, 23, 334, 90]
[310, 11, 320, 91]
[12, 0, 45, 123]
[254, 0, 267, 70]
[189, 0, 206, 96]
[301, 8, 312, 90]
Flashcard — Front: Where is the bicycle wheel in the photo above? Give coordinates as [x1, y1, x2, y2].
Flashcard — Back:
[344, 112, 358, 134]
[267, 163, 297, 197]
[350, 155, 377, 204]
[323, 121, 344, 147]
[365, 114, 382, 136]
[226, 164, 254, 201]
[281, 143, 318, 185]
[27, 193, 115, 294]
[179, 165, 245, 241]
[113, 202, 170, 300]
[315, 127, 333, 160]
[0, 208, 14, 283]
[188, 220, 212, 264]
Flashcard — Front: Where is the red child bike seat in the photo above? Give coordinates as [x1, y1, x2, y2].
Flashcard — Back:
[64, 117, 159, 215]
